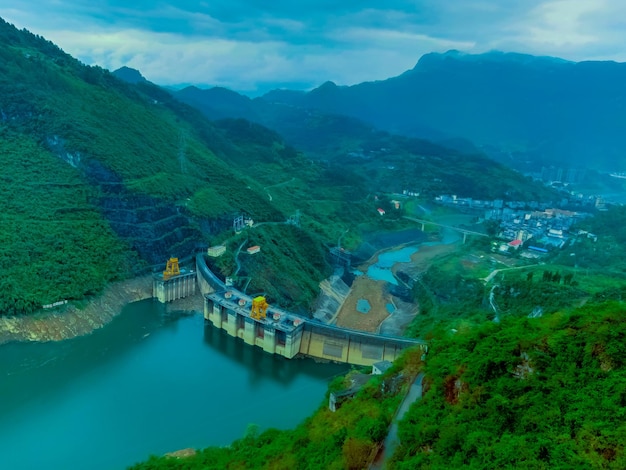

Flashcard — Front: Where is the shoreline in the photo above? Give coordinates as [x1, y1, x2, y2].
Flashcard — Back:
[0, 275, 154, 345]
[0, 234, 460, 346]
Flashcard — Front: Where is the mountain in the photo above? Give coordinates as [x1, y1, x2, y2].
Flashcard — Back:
[112, 66, 148, 84]
[0, 18, 556, 316]
[0, 18, 349, 314]
[172, 84, 557, 203]
[262, 50, 626, 171]
[176, 86, 260, 121]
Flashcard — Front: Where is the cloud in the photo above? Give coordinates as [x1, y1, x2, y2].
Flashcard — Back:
[494, 0, 626, 61]
[2, 1, 626, 93]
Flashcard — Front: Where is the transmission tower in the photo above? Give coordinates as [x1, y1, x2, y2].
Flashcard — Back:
[233, 215, 245, 233]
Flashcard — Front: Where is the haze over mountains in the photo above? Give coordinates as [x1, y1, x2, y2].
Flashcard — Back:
[165, 50, 626, 172]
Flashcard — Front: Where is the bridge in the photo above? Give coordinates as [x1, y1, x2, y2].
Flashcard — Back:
[403, 216, 489, 243]
[195, 254, 427, 366]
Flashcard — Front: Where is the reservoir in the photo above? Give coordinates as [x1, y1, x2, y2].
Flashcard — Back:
[0, 300, 348, 470]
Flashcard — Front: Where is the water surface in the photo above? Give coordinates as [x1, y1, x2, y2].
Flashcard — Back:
[366, 246, 419, 285]
[0, 300, 347, 470]
[356, 299, 371, 313]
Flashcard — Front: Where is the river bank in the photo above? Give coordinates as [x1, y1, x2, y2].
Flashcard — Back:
[0, 275, 155, 345]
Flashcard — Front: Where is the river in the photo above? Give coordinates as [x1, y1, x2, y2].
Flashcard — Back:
[0, 300, 348, 470]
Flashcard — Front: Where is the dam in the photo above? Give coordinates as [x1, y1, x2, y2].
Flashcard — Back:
[197, 254, 427, 366]
[152, 270, 196, 303]
[152, 257, 197, 303]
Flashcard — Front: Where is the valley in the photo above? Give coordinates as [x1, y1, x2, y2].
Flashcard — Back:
[1, 10, 626, 470]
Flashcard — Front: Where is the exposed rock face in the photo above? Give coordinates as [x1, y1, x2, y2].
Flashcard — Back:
[313, 274, 350, 323]
[165, 448, 197, 459]
[84, 160, 204, 267]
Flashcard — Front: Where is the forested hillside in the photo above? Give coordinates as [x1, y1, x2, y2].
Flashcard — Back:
[393, 302, 626, 469]
[0, 19, 344, 313]
[173, 84, 557, 202]
[0, 130, 127, 314]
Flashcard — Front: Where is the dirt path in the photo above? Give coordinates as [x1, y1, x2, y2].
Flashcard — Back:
[371, 372, 424, 469]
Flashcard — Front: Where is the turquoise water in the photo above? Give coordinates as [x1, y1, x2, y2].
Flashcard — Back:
[0, 300, 347, 470]
[366, 266, 398, 284]
[386, 303, 396, 313]
[365, 227, 461, 285]
[367, 246, 418, 284]
[376, 247, 419, 268]
[356, 299, 371, 313]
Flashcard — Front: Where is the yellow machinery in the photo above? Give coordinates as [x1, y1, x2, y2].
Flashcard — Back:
[250, 296, 269, 320]
[163, 257, 181, 280]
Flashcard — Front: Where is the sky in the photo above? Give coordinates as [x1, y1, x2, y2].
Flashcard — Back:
[1, 0, 626, 95]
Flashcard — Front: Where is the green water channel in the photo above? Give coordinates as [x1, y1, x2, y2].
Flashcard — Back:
[0, 300, 348, 470]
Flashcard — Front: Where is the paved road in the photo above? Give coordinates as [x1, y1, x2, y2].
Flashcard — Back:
[233, 238, 248, 277]
[371, 372, 425, 469]
[483, 264, 532, 284]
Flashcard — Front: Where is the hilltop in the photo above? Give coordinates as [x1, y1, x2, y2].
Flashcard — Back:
[170, 80, 557, 202]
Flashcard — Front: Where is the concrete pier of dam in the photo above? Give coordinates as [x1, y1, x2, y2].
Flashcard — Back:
[197, 250, 427, 366]
[153, 271, 197, 303]
[205, 292, 303, 358]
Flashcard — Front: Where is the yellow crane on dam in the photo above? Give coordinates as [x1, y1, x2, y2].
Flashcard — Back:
[250, 296, 269, 320]
[162, 257, 180, 280]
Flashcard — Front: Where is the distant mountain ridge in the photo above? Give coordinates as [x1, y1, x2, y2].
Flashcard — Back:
[2, 17, 552, 315]
[261, 50, 626, 171]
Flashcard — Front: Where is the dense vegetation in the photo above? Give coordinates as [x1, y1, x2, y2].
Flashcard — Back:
[175, 85, 558, 202]
[393, 302, 626, 469]
[0, 129, 128, 314]
[207, 224, 332, 313]
[0, 18, 375, 313]
[2, 16, 557, 314]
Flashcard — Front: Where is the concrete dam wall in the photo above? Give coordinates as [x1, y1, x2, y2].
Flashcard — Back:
[197, 254, 426, 366]
[153, 271, 197, 303]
